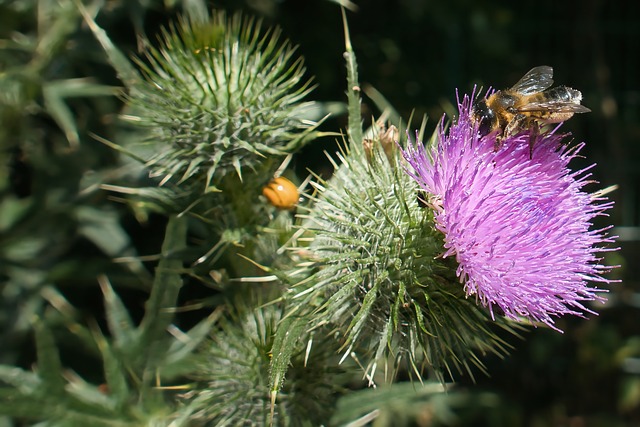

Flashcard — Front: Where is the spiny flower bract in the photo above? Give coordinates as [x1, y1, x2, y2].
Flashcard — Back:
[127, 10, 319, 191]
[401, 93, 617, 331]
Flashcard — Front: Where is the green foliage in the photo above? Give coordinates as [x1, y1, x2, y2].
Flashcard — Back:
[0, 216, 213, 426]
[331, 382, 521, 426]
[0, 3, 522, 425]
[0, 0, 137, 371]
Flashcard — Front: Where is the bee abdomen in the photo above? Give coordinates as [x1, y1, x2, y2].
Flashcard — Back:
[544, 86, 583, 103]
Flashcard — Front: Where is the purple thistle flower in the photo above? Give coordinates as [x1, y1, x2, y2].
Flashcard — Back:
[401, 93, 618, 331]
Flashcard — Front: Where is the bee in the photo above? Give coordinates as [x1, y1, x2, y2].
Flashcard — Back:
[262, 176, 299, 210]
[471, 65, 590, 155]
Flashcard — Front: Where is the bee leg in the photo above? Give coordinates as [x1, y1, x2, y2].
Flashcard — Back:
[528, 121, 540, 159]
[501, 113, 528, 150]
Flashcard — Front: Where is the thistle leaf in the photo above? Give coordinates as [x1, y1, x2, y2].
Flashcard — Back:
[0, 366, 41, 394]
[92, 330, 130, 407]
[136, 215, 187, 374]
[97, 277, 137, 363]
[77, 206, 131, 260]
[76, 0, 141, 90]
[42, 78, 119, 146]
[33, 319, 65, 395]
[342, 9, 363, 153]
[161, 310, 222, 378]
[268, 315, 308, 398]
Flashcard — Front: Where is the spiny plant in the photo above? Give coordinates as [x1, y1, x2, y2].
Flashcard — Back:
[186, 297, 351, 426]
[80, 5, 325, 276]
[0, 2, 619, 427]
[126, 10, 323, 193]
[0, 217, 212, 426]
[270, 11, 615, 397]
[268, 14, 523, 399]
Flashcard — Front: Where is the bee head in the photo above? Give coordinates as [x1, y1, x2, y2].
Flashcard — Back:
[471, 100, 497, 136]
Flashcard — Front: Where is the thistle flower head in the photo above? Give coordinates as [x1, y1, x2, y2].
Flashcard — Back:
[401, 92, 618, 330]
[127, 11, 319, 191]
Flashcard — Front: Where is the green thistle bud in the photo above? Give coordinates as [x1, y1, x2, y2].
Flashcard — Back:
[126, 10, 319, 192]
[187, 300, 347, 425]
[290, 131, 521, 383]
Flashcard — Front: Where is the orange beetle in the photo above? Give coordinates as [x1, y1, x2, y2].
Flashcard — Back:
[262, 176, 299, 210]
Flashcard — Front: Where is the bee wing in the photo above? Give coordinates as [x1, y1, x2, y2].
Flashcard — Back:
[510, 66, 554, 95]
[516, 101, 591, 113]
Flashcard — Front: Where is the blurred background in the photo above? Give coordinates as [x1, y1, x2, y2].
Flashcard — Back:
[1, 0, 638, 425]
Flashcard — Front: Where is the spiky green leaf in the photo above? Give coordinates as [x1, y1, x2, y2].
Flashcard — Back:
[42, 79, 119, 146]
[33, 319, 65, 395]
[76, 0, 141, 89]
[136, 214, 187, 375]
[269, 315, 308, 397]
[98, 278, 137, 352]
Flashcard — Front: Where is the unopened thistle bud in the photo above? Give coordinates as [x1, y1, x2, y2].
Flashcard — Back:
[126, 11, 319, 192]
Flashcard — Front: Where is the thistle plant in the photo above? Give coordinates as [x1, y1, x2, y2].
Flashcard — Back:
[186, 300, 349, 426]
[272, 19, 618, 390]
[286, 128, 521, 382]
[0, 2, 623, 426]
[281, 76, 520, 385]
[92, 8, 326, 275]
[127, 10, 321, 193]
[281, 90, 617, 385]
[270, 20, 513, 389]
